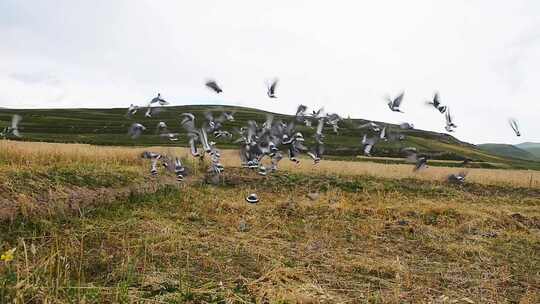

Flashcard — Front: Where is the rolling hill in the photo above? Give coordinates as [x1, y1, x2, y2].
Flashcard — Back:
[1, 105, 539, 169]
[516, 142, 540, 158]
[477, 143, 538, 161]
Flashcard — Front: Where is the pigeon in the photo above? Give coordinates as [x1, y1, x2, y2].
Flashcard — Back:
[445, 109, 457, 132]
[128, 123, 146, 139]
[150, 93, 169, 106]
[126, 104, 139, 117]
[448, 171, 467, 184]
[361, 134, 377, 156]
[379, 127, 387, 141]
[145, 106, 165, 118]
[156, 121, 169, 133]
[399, 122, 415, 130]
[213, 130, 233, 139]
[386, 92, 404, 112]
[160, 133, 180, 141]
[205, 79, 223, 93]
[403, 149, 428, 171]
[358, 122, 381, 132]
[2, 114, 22, 138]
[267, 78, 279, 98]
[173, 157, 187, 181]
[508, 118, 521, 136]
[246, 193, 259, 204]
[426, 92, 447, 113]
[220, 111, 235, 122]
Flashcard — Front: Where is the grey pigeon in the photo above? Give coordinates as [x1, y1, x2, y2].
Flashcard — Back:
[399, 122, 415, 130]
[267, 78, 279, 98]
[2, 114, 22, 138]
[128, 123, 146, 139]
[126, 104, 139, 118]
[361, 134, 377, 156]
[448, 171, 467, 184]
[205, 79, 223, 93]
[386, 92, 404, 113]
[426, 92, 447, 113]
[150, 93, 169, 106]
[508, 118, 521, 136]
[358, 122, 381, 132]
[445, 108, 457, 132]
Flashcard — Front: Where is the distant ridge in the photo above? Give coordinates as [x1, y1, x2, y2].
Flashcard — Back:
[516, 142, 540, 158]
[478, 143, 538, 161]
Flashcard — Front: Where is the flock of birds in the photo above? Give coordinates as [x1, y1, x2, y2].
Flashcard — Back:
[1, 78, 525, 200]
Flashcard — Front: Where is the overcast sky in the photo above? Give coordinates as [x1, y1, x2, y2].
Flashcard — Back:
[0, 1, 539, 144]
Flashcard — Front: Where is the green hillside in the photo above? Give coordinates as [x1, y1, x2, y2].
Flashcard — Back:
[516, 142, 540, 158]
[1, 105, 539, 169]
[478, 143, 538, 161]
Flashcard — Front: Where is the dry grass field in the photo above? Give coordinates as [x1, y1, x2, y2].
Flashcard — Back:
[0, 141, 539, 303]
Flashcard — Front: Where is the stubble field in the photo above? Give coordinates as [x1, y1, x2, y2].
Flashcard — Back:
[0, 141, 539, 303]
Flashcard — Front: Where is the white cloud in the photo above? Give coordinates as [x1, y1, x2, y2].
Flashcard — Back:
[0, 0, 538, 144]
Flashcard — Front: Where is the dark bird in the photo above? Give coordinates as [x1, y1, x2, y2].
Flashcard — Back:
[426, 92, 447, 113]
[508, 118, 521, 136]
[386, 92, 404, 113]
[267, 78, 279, 98]
[205, 79, 223, 93]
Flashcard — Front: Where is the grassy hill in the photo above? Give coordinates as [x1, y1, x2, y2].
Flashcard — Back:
[1, 105, 539, 169]
[516, 142, 540, 158]
[478, 143, 538, 161]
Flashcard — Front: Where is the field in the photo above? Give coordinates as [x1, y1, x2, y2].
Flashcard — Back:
[2, 105, 540, 171]
[1, 141, 539, 303]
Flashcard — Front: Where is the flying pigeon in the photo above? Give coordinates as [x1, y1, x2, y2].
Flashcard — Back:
[426, 92, 447, 113]
[267, 78, 279, 98]
[403, 148, 428, 171]
[508, 118, 521, 136]
[361, 134, 377, 156]
[156, 121, 169, 133]
[150, 93, 169, 106]
[379, 127, 387, 141]
[2, 114, 22, 138]
[386, 92, 404, 113]
[126, 104, 139, 118]
[358, 122, 381, 132]
[128, 123, 146, 139]
[205, 79, 223, 93]
[173, 157, 187, 181]
[445, 109, 457, 132]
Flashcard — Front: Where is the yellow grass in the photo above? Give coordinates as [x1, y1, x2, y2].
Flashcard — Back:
[2, 140, 539, 188]
[1, 140, 539, 303]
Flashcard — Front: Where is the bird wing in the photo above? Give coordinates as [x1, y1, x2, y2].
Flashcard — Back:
[433, 92, 440, 106]
[316, 118, 324, 135]
[11, 114, 22, 129]
[393, 92, 404, 107]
